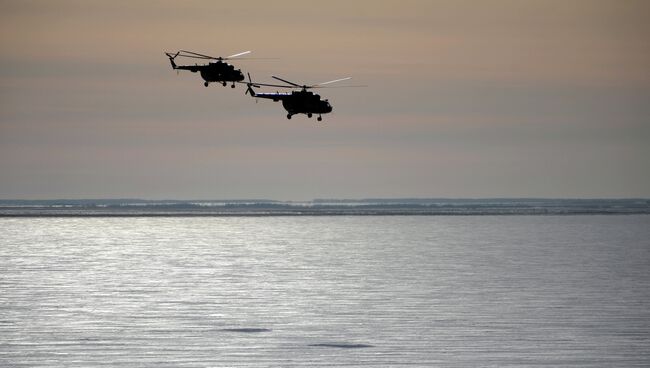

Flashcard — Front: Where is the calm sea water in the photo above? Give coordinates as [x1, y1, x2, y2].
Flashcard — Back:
[1, 215, 649, 367]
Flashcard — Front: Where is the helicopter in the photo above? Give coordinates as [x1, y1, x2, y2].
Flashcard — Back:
[164, 50, 249, 88]
[243, 74, 354, 121]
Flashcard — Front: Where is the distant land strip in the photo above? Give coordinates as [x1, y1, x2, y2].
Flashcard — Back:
[1, 199, 648, 216]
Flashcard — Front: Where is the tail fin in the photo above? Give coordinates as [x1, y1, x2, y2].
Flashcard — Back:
[165, 52, 179, 69]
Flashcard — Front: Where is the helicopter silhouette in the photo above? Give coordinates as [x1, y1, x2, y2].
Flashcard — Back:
[165, 50, 250, 88]
[243, 74, 355, 121]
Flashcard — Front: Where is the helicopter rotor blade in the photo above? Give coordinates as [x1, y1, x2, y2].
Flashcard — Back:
[272, 76, 301, 87]
[314, 77, 352, 87]
[225, 50, 251, 59]
[226, 57, 279, 60]
[311, 84, 367, 88]
[246, 73, 261, 88]
[178, 50, 217, 59]
[176, 54, 214, 60]
[238, 80, 295, 88]
[173, 50, 275, 62]
[240, 81, 293, 88]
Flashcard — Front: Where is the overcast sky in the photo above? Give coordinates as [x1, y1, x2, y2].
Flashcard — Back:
[1, 0, 649, 200]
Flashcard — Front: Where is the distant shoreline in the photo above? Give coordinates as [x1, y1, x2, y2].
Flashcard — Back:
[1, 198, 648, 217]
[3, 213, 650, 218]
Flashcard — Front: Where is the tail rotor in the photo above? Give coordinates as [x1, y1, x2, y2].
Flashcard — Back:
[164, 51, 180, 69]
[245, 73, 260, 97]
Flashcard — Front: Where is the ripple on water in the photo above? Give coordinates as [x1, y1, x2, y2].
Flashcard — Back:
[309, 343, 374, 349]
[219, 328, 272, 333]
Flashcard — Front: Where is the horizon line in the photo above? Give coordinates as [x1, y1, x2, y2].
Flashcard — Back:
[1, 197, 649, 202]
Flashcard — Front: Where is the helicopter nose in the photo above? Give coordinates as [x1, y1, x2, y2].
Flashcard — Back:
[326, 102, 332, 113]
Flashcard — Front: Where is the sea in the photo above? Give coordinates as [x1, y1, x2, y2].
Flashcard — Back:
[1, 212, 649, 366]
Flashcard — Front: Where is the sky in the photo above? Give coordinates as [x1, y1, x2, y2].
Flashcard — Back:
[1, 0, 649, 200]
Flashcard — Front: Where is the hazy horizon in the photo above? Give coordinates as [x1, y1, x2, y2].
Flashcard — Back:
[1, 196, 649, 202]
[2, 1, 649, 199]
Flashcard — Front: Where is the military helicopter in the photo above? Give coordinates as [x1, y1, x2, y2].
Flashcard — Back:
[243, 74, 355, 121]
[164, 50, 250, 88]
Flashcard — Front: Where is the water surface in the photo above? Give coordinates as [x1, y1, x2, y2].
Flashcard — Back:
[2, 216, 649, 366]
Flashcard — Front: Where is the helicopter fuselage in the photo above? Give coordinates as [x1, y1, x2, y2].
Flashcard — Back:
[198, 61, 245, 84]
[170, 58, 244, 86]
[282, 90, 332, 115]
[249, 89, 333, 120]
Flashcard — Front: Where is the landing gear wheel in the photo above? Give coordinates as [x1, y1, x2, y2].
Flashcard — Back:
[317, 116, 322, 122]
[231, 84, 235, 88]
[222, 82, 227, 87]
[307, 113, 313, 118]
[204, 82, 209, 87]
[286, 114, 292, 120]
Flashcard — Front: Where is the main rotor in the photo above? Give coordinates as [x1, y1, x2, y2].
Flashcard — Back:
[166, 50, 252, 62]
[271, 76, 352, 91]
[243, 75, 355, 92]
